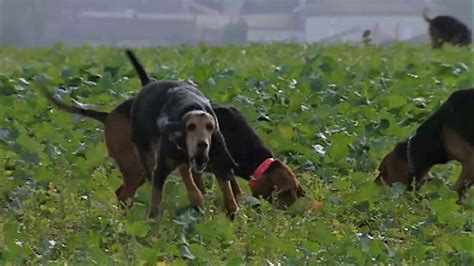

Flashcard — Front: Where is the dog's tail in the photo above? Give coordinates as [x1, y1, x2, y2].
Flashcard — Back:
[41, 89, 108, 123]
[422, 7, 432, 23]
[125, 49, 151, 86]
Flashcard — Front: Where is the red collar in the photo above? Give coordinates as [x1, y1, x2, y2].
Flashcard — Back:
[249, 158, 275, 192]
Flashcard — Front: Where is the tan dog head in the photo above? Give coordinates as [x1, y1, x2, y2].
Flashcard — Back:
[249, 159, 306, 209]
[182, 110, 216, 173]
[159, 110, 216, 173]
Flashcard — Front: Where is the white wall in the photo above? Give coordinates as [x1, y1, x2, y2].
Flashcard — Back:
[247, 29, 304, 43]
[305, 15, 428, 43]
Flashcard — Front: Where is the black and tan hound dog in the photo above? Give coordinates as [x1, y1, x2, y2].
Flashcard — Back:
[126, 50, 310, 210]
[376, 89, 474, 200]
[128, 51, 239, 218]
[423, 8, 471, 48]
[42, 50, 316, 213]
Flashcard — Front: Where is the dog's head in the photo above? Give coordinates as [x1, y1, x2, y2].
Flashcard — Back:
[375, 143, 432, 187]
[375, 148, 414, 187]
[249, 160, 306, 209]
[159, 110, 217, 173]
[182, 110, 217, 173]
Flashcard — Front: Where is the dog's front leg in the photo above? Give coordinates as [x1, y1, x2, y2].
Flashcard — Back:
[230, 179, 243, 200]
[180, 165, 204, 211]
[216, 178, 238, 219]
[190, 170, 206, 195]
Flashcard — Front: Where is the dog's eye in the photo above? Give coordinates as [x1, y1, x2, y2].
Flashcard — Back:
[206, 123, 214, 131]
[187, 123, 196, 132]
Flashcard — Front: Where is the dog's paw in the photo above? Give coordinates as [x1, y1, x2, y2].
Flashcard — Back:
[192, 205, 205, 214]
[224, 202, 239, 220]
[188, 190, 204, 209]
[147, 208, 160, 219]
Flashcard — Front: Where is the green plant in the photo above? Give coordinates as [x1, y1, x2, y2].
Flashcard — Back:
[1, 43, 473, 264]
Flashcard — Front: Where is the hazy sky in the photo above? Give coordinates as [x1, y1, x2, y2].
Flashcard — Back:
[0, 0, 471, 47]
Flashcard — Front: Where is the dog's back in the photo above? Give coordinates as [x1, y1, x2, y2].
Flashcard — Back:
[439, 89, 474, 145]
[212, 106, 273, 178]
[409, 89, 474, 160]
[130, 81, 213, 145]
[130, 81, 182, 143]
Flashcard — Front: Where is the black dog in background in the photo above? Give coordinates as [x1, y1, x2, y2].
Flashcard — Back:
[423, 8, 472, 48]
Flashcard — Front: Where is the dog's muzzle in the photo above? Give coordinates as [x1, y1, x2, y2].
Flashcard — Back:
[191, 155, 208, 173]
[191, 141, 209, 173]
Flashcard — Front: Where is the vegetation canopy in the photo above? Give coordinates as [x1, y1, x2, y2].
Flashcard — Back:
[0, 43, 473, 264]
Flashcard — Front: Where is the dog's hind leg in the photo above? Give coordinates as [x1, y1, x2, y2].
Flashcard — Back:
[112, 149, 152, 205]
[180, 166, 204, 210]
[105, 112, 149, 205]
[443, 127, 474, 201]
[453, 158, 474, 201]
[450, 34, 465, 46]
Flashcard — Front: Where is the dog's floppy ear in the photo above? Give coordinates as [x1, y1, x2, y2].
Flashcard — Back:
[157, 116, 183, 140]
[210, 129, 238, 172]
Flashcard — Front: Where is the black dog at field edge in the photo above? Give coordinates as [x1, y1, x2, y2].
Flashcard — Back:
[423, 8, 472, 48]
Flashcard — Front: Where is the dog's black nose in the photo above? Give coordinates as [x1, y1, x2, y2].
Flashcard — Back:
[197, 141, 208, 150]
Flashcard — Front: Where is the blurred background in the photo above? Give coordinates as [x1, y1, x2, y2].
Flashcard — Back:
[0, 0, 472, 47]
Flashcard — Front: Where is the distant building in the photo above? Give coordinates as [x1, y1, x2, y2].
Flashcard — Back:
[303, 0, 429, 44]
[0, 0, 469, 47]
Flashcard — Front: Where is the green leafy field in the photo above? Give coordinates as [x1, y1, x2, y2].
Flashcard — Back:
[1, 43, 473, 264]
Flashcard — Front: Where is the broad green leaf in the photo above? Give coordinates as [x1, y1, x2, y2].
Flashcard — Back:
[385, 94, 406, 109]
[327, 133, 354, 164]
[125, 221, 150, 238]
